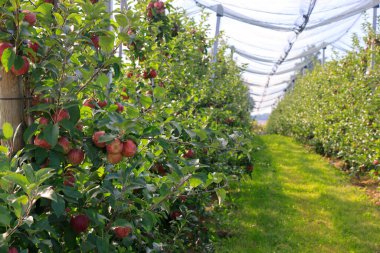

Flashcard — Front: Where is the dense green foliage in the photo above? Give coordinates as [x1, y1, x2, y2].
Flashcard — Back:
[0, 0, 254, 252]
[267, 33, 380, 174]
[217, 135, 380, 253]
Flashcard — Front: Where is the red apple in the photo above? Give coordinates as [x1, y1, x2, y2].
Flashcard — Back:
[126, 72, 133, 78]
[28, 41, 39, 52]
[154, 1, 164, 9]
[170, 210, 181, 220]
[143, 71, 149, 79]
[8, 247, 18, 253]
[70, 214, 89, 233]
[153, 163, 166, 175]
[92, 131, 106, 148]
[63, 171, 75, 187]
[90, 0, 98, 3]
[115, 102, 124, 113]
[53, 109, 70, 123]
[122, 140, 137, 157]
[11, 56, 29, 76]
[0, 42, 13, 60]
[114, 226, 132, 239]
[58, 136, 72, 154]
[149, 69, 157, 78]
[76, 123, 84, 131]
[106, 138, 123, 154]
[246, 164, 253, 172]
[179, 195, 187, 202]
[374, 159, 379, 166]
[83, 98, 95, 108]
[97, 100, 107, 108]
[183, 149, 195, 159]
[107, 152, 123, 164]
[38, 117, 49, 125]
[22, 10, 37, 26]
[45, 0, 54, 3]
[34, 135, 51, 149]
[91, 35, 100, 49]
[67, 149, 85, 165]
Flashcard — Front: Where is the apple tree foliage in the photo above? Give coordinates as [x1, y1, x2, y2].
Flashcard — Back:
[267, 30, 380, 176]
[0, 0, 255, 252]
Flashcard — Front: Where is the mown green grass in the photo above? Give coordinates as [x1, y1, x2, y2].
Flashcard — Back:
[217, 135, 380, 253]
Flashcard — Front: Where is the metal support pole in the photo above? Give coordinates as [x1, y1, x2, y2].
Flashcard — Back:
[119, 0, 128, 57]
[212, 4, 223, 63]
[371, 5, 379, 70]
[322, 46, 326, 66]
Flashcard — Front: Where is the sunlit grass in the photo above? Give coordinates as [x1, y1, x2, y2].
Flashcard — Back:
[217, 135, 380, 253]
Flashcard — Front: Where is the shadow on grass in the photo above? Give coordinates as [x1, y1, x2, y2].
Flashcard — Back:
[217, 135, 380, 253]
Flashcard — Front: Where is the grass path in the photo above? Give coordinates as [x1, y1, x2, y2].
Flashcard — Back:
[217, 135, 380, 253]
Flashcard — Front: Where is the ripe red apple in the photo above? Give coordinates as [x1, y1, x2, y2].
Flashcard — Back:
[106, 138, 123, 154]
[154, 1, 164, 9]
[246, 164, 253, 172]
[22, 10, 37, 26]
[70, 214, 89, 233]
[149, 69, 157, 78]
[92, 131, 106, 148]
[38, 117, 49, 125]
[153, 163, 166, 175]
[90, 0, 98, 3]
[107, 152, 123, 164]
[374, 159, 379, 166]
[0, 42, 13, 59]
[91, 35, 100, 49]
[45, 0, 54, 3]
[170, 210, 181, 220]
[97, 100, 107, 108]
[58, 136, 72, 154]
[67, 149, 85, 165]
[122, 140, 137, 157]
[11, 56, 29, 76]
[8, 247, 18, 253]
[115, 102, 124, 113]
[28, 41, 39, 52]
[179, 195, 187, 202]
[114, 226, 132, 239]
[63, 171, 75, 187]
[83, 98, 95, 108]
[126, 72, 133, 78]
[53, 109, 70, 123]
[183, 149, 195, 159]
[143, 71, 149, 79]
[34, 135, 51, 149]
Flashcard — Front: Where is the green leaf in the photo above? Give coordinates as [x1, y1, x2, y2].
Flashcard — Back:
[96, 73, 109, 87]
[11, 195, 28, 218]
[3, 173, 29, 194]
[51, 194, 65, 217]
[41, 124, 59, 147]
[2, 123, 13, 140]
[194, 129, 208, 141]
[0, 206, 12, 226]
[99, 35, 115, 54]
[36, 3, 53, 16]
[215, 188, 226, 205]
[35, 168, 55, 184]
[140, 95, 152, 109]
[141, 211, 156, 232]
[13, 55, 24, 70]
[38, 187, 57, 201]
[115, 14, 128, 27]
[23, 123, 38, 143]
[1, 48, 15, 72]
[189, 177, 203, 188]
[23, 164, 36, 183]
[53, 12, 64, 26]
[153, 86, 166, 99]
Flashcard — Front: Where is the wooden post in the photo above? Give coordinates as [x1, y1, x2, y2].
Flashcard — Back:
[0, 69, 24, 153]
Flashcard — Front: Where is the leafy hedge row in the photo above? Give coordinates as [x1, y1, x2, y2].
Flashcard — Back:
[267, 32, 380, 174]
[0, 0, 254, 252]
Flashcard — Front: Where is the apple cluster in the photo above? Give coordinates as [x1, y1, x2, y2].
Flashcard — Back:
[147, 1, 165, 19]
[0, 11, 38, 76]
[92, 131, 137, 164]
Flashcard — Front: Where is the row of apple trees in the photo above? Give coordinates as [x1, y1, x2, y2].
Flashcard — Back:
[0, 0, 255, 252]
[267, 29, 380, 176]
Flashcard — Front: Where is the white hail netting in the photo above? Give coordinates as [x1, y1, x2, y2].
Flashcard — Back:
[172, 0, 380, 117]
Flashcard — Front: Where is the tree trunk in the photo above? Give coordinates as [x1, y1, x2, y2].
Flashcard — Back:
[0, 69, 24, 153]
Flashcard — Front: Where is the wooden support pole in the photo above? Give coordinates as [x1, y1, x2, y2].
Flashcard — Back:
[0, 69, 24, 153]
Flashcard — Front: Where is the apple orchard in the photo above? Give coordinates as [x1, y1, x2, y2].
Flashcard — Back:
[0, 0, 255, 252]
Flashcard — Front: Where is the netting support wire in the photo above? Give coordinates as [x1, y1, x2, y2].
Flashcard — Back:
[212, 4, 223, 63]
[106, 0, 113, 96]
[322, 46, 326, 66]
[119, 0, 128, 57]
[372, 4, 379, 69]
